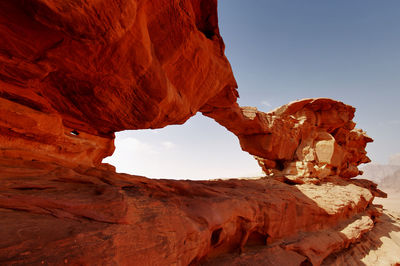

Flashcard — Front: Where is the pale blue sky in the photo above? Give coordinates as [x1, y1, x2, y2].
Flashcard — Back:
[104, 1, 400, 179]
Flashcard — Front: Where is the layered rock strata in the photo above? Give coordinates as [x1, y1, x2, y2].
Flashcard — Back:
[1, 157, 398, 265]
[0, 0, 399, 265]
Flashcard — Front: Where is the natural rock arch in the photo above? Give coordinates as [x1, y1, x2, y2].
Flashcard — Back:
[0, 0, 399, 265]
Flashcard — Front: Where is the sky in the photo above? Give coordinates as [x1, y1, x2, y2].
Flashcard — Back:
[103, 0, 400, 179]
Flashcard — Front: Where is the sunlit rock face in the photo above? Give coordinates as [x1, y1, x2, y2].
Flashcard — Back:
[203, 98, 372, 183]
[1, 0, 399, 265]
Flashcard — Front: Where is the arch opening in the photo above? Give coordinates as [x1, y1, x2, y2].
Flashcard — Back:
[102, 113, 262, 180]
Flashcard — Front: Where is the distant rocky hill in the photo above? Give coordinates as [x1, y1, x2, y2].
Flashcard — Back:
[360, 164, 400, 183]
[381, 169, 400, 193]
[361, 164, 400, 192]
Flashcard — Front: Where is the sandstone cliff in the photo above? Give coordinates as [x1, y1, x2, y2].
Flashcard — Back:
[0, 0, 399, 265]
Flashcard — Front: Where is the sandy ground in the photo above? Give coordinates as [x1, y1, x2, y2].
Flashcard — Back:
[374, 190, 400, 213]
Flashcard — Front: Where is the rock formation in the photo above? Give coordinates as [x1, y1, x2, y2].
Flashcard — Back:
[202, 98, 372, 184]
[0, 0, 235, 167]
[0, 0, 399, 265]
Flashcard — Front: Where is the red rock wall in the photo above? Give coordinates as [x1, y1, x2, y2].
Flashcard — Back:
[1, 0, 236, 166]
[0, 158, 394, 265]
[0, 0, 236, 130]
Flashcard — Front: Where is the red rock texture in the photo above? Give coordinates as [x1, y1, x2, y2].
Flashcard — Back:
[0, 157, 396, 265]
[0, 0, 235, 133]
[0, 95, 114, 168]
[203, 98, 373, 183]
[0, 0, 237, 167]
[0, 0, 399, 265]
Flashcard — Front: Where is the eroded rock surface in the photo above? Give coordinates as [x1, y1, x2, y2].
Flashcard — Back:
[203, 98, 373, 184]
[0, 0, 235, 167]
[1, 158, 399, 265]
[0, 0, 399, 265]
